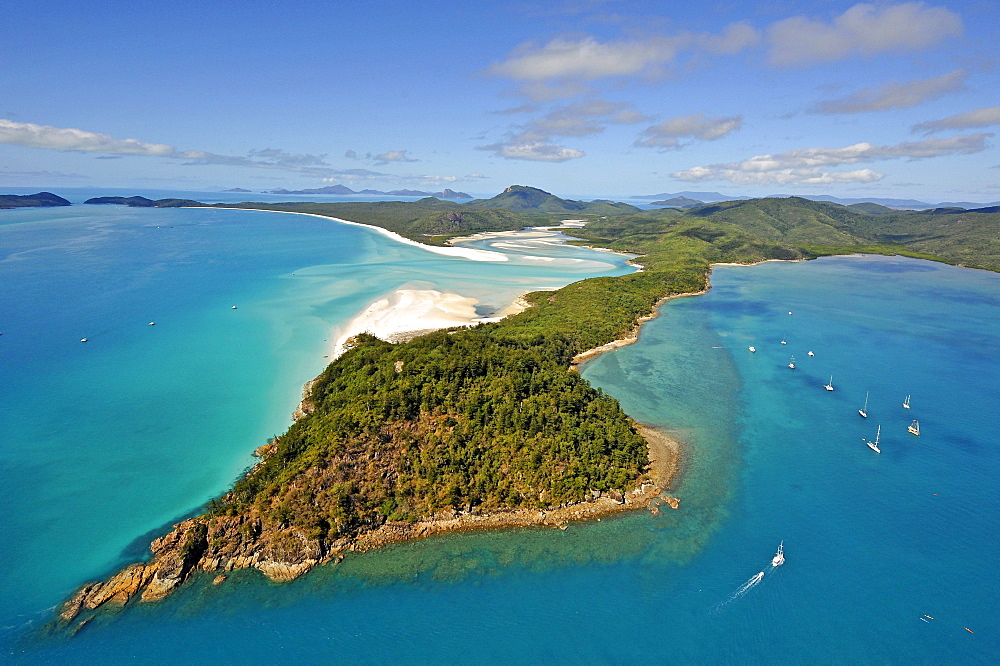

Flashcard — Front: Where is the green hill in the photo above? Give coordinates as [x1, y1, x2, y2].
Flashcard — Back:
[0, 192, 71, 209]
[471, 185, 640, 216]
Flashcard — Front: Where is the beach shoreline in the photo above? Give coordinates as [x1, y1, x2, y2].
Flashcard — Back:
[206, 207, 510, 262]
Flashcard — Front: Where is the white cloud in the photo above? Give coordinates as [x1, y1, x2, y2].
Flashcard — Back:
[481, 98, 645, 162]
[247, 148, 329, 167]
[634, 112, 742, 149]
[374, 150, 418, 164]
[0, 119, 177, 155]
[674, 166, 885, 186]
[672, 133, 991, 185]
[486, 21, 760, 90]
[488, 36, 684, 81]
[913, 106, 1000, 133]
[768, 2, 963, 66]
[479, 141, 585, 162]
[810, 69, 967, 114]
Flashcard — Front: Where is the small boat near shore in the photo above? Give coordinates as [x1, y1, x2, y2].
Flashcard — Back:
[908, 420, 920, 436]
[859, 391, 869, 418]
[772, 541, 785, 567]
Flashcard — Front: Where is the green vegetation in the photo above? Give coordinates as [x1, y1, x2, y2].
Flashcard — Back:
[470, 185, 640, 215]
[562, 196, 1000, 272]
[0, 192, 71, 209]
[210, 329, 650, 535]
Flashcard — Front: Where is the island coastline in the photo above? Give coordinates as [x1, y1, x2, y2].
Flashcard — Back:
[58, 219, 828, 630]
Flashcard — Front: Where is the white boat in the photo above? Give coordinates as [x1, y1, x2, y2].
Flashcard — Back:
[148, 321, 155, 326]
[859, 391, 869, 418]
[748, 346, 756, 353]
[780, 337, 787, 345]
[807, 350, 815, 357]
[80, 337, 88, 342]
[902, 394, 911, 409]
[231, 305, 238, 310]
[866, 424, 881, 453]
[908, 420, 920, 436]
[823, 375, 834, 391]
[788, 356, 796, 369]
[772, 541, 785, 567]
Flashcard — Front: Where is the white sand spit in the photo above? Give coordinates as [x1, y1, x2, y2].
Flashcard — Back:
[332, 289, 493, 358]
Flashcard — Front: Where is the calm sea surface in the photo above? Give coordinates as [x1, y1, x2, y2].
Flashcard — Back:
[2, 195, 998, 662]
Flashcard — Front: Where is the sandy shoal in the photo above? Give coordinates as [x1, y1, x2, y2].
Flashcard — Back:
[331, 288, 529, 358]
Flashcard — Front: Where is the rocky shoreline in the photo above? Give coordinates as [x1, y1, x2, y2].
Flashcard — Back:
[58, 429, 679, 630]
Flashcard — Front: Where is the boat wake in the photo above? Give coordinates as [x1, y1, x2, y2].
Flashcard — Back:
[714, 543, 784, 611]
[716, 571, 765, 610]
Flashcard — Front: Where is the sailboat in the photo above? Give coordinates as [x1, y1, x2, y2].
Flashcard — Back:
[823, 375, 834, 391]
[859, 391, 869, 418]
[788, 356, 796, 369]
[902, 395, 911, 409]
[780, 335, 787, 345]
[771, 541, 785, 567]
[866, 425, 881, 453]
[908, 420, 920, 436]
[748, 346, 756, 353]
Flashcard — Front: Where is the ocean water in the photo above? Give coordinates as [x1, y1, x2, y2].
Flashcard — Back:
[2, 200, 998, 663]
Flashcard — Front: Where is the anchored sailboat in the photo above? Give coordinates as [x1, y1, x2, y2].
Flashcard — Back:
[902, 395, 911, 409]
[908, 420, 920, 436]
[823, 375, 834, 391]
[788, 356, 796, 369]
[867, 424, 882, 453]
[859, 391, 869, 418]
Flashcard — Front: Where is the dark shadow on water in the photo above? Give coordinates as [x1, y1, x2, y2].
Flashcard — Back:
[117, 505, 209, 564]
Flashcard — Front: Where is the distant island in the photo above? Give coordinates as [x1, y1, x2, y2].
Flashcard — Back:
[269, 184, 473, 198]
[223, 187, 252, 193]
[84, 196, 203, 208]
[0, 192, 71, 209]
[56, 185, 1000, 633]
[650, 196, 704, 209]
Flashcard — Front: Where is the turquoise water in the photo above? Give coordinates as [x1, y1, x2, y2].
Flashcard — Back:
[2, 200, 998, 662]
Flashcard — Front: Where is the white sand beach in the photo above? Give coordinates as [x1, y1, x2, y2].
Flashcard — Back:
[331, 289, 515, 358]
[211, 208, 509, 262]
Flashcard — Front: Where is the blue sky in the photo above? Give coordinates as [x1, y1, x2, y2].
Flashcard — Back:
[2, 0, 998, 201]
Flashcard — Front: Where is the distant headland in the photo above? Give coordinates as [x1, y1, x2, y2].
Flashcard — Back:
[0, 192, 71, 209]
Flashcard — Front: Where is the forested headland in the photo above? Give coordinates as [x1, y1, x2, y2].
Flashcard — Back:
[57, 185, 1000, 631]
